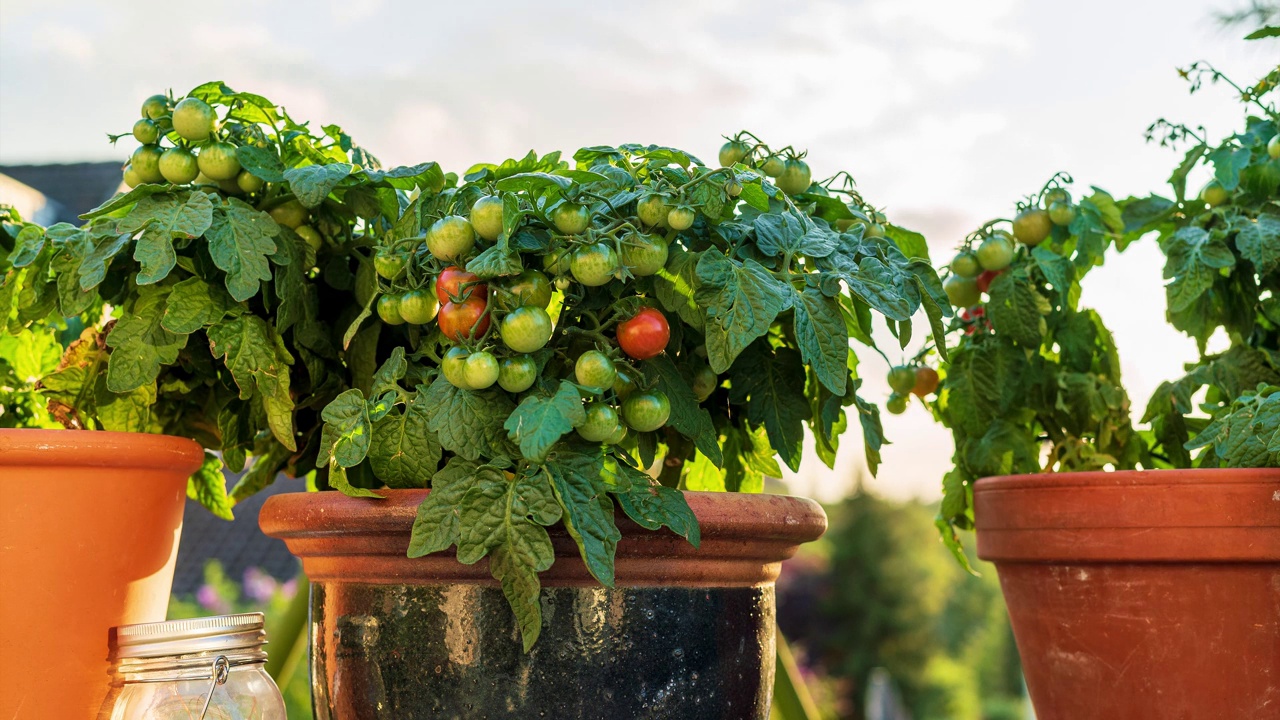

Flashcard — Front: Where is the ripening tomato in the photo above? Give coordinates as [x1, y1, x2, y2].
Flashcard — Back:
[912, 367, 940, 397]
[577, 402, 621, 442]
[543, 248, 572, 276]
[427, 216, 476, 261]
[463, 351, 501, 389]
[374, 248, 408, 280]
[552, 202, 591, 235]
[621, 233, 668, 276]
[499, 269, 552, 309]
[666, 206, 696, 231]
[575, 350, 617, 390]
[442, 346, 472, 389]
[122, 164, 142, 188]
[172, 97, 217, 142]
[612, 369, 637, 400]
[976, 235, 1014, 271]
[760, 156, 785, 177]
[776, 158, 812, 195]
[570, 243, 619, 287]
[719, 140, 750, 167]
[197, 141, 241, 181]
[236, 170, 265, 194]
[944, 275, 981, 308]
[975, 269, 1002, 294]
[499, 306, 553, 353]
[398, 288, 439, 324]
[1042, 188, 1071, 207]
[636, 194, 671, 228]
[131, 145, 165, 184]
[950, 252, 981, 278]
[132, 119, 159, 144]
[141, 94, 170, 120]
[1012, 209, 1052, 246]
[498, 355, 538, 393]
[436, 266, 486, 304]
[439, 296, 490, 341]
[617, 307, 669, 360]
[1269, 134, 1280, 160]
[605, 423, 628, 446]
[622, 391, 671, 432]
[470, 195, 504, 241]
[377, 294, 405, 325]
[1048, 201, 1075, 227]
[1200, 181, 1229, 207]
[158, 148, 199, 184]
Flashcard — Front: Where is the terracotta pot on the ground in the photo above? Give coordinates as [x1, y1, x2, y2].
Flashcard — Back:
[260, 489, 826, 719]
[0, 429, 202, 720]
[975, 469, 1280, 719]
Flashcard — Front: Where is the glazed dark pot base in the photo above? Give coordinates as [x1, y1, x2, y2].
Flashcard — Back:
[310, 583, 775, 720]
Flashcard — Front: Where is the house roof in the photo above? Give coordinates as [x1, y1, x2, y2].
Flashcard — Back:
[0, 162, 123, 224]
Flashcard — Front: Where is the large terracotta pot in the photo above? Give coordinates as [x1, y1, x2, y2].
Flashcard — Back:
[0, 429, 202, 720]
[975, 469, 1280, 719]
[260, 489, 826, 719]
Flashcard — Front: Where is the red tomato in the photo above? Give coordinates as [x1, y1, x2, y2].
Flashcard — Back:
[976, 270, 1003, 294]
[438, 296, 490, 341]
[436, 266, 487, 304]
[616, 307, 670, 360]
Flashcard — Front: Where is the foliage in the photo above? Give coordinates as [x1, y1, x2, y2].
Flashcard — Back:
[8, 89, 947, 649]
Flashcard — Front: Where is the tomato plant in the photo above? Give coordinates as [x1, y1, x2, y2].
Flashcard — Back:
[11, 86, 947, 653]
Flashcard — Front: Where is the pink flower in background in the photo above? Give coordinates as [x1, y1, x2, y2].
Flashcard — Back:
[243, 567, 279, 604]
[196, 584, 230, 614]
[281, 578, 298, 601]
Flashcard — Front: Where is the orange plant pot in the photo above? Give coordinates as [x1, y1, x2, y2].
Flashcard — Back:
[0, 429, 203, 720]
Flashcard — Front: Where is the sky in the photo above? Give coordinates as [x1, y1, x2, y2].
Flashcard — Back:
[1, 0, 1276, 502]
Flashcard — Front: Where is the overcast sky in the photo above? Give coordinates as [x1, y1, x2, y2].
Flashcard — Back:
[1, 0, 1275, 501]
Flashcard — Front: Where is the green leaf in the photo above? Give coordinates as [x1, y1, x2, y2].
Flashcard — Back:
[850, 385, 886, 476]
[495, 172, 574, 193]
[364, 162, 444, 192]
[318, 388, 371, 468]
[407, 458, 478, 557]
[754, 213, 836, 258]
[370, 346, 407, 398]
[1236, 214, 1280, 276]
[228, 443, 290, 502]
[1208, 145, 1250, 191]
[841, 256, 914, 321]
[1162, 226, 1235, 312]
[791, 286, 848, 395]
[207, 314, 296, 451]
[963, 420, 1040, 477]
[546, 449, 620, 587]
[79, 184, 173, 221]
[1244, 25, 1280, 39]
[189, 452, 234, 520]
[117, 192, 214, 285]
[369, 394, 441, 489]
[1119, 194, 1176, 235]
[95, 378, 156, 433]
[695, 249, 789, 373]
[328, 461, 385, 499]
[721, 422, 781, 492]
[906, 260, 952, 360]
[77, 231, 130, 291]
[1032, 245, 1074, 302]
[729, 341, 810, 472]
[163, 276, 237, 334]
[105, 285, 189, 393]
[466, 242, 524, 280]
[614, 471, 700, 547]
[641, 354, 722, 466]
[885, 224, 930, 261]
[207, 197, 280, 302]
[235, 145, 286, 182]
[653, 247, 703, 331]
[7, 225, 45, 267]
[987, 273, 1044, 347]
[421, 375, 516, 462]
[738, 181, 770, 212]
[504, 380, 586, 463]
[283, 163, 353, 208]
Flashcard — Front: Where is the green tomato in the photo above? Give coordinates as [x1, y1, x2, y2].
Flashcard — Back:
[621, 233, 668, 276]
[269, 198, 308, 229]
[719, 140, 750, 167]
[131, 145, 165, 184]
[1042, 188, 1071, 207]
[236, 170, 265, 194]
[442, 347, 472, 389]
[667, 206, 696, 231]
[552, 202, 591, 235]
[622, 391, 671, 432]
[570, 242, 619, 287]
[761, 156, 785, 177]
[427, 215, 476, 261]
[463, 351, 501, 389]
[172, 97, 217, 142]
[542, 247, 572, 276]
[1269, 134, 1280, 160]
[1012, 209, 1052, 246]
[500, 269, 552, 309]
[887, 366, 917, 395]
[295, 225, 323, 253]
[132, 119, 159, 144]
[499, 306, 553, 353]
[498, 355, 538, 393]
[944, 275, 981, 308]
[612, 369, 637, 400]
[374, 248, 407, 280]
[636, 194, 671, 228]
[863, 222, 885, 239]
[398, 288, 439, 324]
[577, 402, 621, 442]
[949, 252, 981, 278]
[158, 148, 199, 184]
[886, 393, 908, 415]
[122, 164, 142, 188]
[604, 423, 628, 446]
[376, 294, 405, 325]
[776, 158, 812, 195]
[1200, 180, 1229, 207]
[691, 365, 718, 402]
[726, 179, 743, 196]
[141, 94, 170, 120]
[575, 350, 617, 390]
[1048, 201, 1075, 226]
[976, 235, 1015, 271]
[197, 141, 241, 181]
[470, 195, 504, 241]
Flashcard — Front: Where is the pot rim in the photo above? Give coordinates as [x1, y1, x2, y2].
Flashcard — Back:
[0, 428, 204, 471]
[976, 467, 1280, 491]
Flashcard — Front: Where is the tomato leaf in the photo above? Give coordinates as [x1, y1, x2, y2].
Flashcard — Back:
[614, 471, 700, 547]
[365, 162, 444, 192]
[421, 375, 516, 462]
[207, 314, 297, 451]
[841, 256, 914, 322]
[791, 285, 848, 395]
[76, 230, 130, 292]
[504, 380, 586, 463]
[7, 225, 45, 268]
[105, 285, 190, 393]
[987, 273, 1045, 348]
[188, 452, 234, 521]
[1161, 225, 1236, 312]
[317, 388, 371, 468]
[695, 249, 789, 373]
[641, 354, 722, 466]
[118, 191, 214, 285]
[407, 458, 477, 558]
[653, 247, 703, 331]
[79, 184, 174, 221]
[545, 448, 620, 587]
[283, 163, 353, 208]
[728, 341, 810, 472]
[1236, 214, 1280, 275]
[885, 224, 930, 261]
[369, 393, 441, 489]
[206, 197, 279, 302]
[163, 276, 237, 334]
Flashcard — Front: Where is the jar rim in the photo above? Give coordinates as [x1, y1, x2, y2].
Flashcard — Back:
[111, 613, 267, 659]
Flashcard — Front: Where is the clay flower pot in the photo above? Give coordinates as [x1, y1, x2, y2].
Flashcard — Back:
[975, 469, 1280, 720]
[0, 429, 203, 720]
[260, 489, 826, 719]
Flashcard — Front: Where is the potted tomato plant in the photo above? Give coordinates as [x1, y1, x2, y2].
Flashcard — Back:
[0, 83, 406, 719]
[13, 85, 950, 716]
[927, 62, 1280, 720]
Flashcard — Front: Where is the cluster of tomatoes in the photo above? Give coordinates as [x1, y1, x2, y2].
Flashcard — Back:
[373, 202, 680, 443]
[884, 364, 940, 415]
[120, 93, 327, 254]
[717, 136, 813, 197]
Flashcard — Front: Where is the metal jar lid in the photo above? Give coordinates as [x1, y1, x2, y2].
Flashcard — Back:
[110, 612, 266, 659]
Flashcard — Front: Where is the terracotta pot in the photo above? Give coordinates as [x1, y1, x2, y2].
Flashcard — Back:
[975, 469, 1280, 719]
[0, 429, 202, 720]
[260, 489, 826, 719]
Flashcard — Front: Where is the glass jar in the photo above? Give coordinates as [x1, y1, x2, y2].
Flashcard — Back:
[102, 613, 287, 720]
